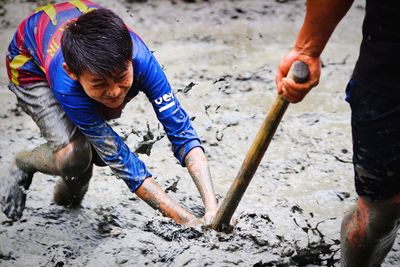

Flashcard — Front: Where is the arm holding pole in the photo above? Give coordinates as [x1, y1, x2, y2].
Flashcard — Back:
[211, 61, 309, 232]
[277, 0, 354, 103]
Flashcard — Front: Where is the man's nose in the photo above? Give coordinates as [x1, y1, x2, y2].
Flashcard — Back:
[106, 85, 121, 98]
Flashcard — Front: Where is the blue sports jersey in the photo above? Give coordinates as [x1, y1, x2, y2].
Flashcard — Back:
[7, 1, 202, 192]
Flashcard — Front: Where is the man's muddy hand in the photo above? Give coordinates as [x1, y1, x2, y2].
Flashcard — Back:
[184, 216, 204, 228]
[203, 207, 218, 225]
[275, 48, 321, 103]
[204, 204, 236, 229]
[184, 147, 219, 223]
[136, 177, 204, 226]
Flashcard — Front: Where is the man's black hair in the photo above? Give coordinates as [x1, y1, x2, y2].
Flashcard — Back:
[61, 8, 133, 78]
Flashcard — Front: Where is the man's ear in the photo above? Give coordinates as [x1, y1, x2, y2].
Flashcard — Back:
[62, 63, 78, 81]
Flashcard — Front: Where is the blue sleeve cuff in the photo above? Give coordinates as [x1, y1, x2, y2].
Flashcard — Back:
[175, 139, 204, 167]
[124, 166, 152, 193]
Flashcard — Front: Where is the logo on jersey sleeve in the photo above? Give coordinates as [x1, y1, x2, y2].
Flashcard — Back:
[154, 92, 175, 113]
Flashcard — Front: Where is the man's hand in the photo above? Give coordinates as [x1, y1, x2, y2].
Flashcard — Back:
[184, 147, 219, 225]
[203, 207, 218, 225]
[276, 48, 321, 103]
[135, 177, 200, 225]
[184, 217, 204, 228]
[275, 0, 355, 103]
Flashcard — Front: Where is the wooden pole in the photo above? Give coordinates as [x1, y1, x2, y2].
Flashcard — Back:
[211, 61, 309, 232]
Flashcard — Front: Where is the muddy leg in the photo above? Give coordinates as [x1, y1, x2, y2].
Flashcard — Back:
[340, 196, 400, 267]
[1, 134, 92, 220]
[53, 164, 93, 207]
[0, 163, 33, 221]
[15, 134, 92, 177]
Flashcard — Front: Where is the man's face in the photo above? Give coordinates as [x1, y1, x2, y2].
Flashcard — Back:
[64, 61, 134, 109]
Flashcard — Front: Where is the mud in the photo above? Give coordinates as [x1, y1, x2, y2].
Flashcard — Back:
[1, 0, 400, 266]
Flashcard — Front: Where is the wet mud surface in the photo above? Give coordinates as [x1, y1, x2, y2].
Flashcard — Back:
[1, 0, 400, 266]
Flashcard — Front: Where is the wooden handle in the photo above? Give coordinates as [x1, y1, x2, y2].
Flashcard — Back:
[288, 60, 309, 83]
[211, 61, 309, 232]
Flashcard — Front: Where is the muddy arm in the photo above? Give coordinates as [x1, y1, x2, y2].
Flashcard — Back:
[184, 147, 218, 224]
[276, 0, 354, 103]
[135, 177, 200, 226]
[295, 0, 354, 57]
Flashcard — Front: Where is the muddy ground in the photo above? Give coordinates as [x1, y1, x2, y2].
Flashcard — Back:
[0, 0, 399, 266]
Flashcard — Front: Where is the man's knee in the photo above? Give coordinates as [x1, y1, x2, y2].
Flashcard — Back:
[55, 134, 92, 177]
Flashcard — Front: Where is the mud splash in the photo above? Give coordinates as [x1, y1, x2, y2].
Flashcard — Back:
[140, 210, 340, 266]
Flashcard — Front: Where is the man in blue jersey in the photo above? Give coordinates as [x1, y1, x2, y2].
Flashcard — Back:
[1, 1, 218, 226]
[276, 0, 400, 265]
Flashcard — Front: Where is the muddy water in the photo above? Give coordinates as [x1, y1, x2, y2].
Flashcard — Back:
[1, 0, 400, 266]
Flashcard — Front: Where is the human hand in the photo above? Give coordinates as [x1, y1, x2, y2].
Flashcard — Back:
[203, 203, 237, 230]
[276, 48, 321, 103]
[203, 207, 218, 225]
[136, 177, 203, 226]
[183, 216, 204, 228]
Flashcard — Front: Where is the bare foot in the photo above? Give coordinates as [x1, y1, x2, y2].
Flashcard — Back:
[0, 163, 32, 221]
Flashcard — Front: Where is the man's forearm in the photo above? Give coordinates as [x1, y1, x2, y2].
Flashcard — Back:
[295, 0, 354, 56]
[135, 177, 198, 225]
[184, 147, 218, 212]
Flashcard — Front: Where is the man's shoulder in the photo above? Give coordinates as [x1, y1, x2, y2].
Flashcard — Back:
[130, 31, 152, 62]
[129, 31, 158, 85]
